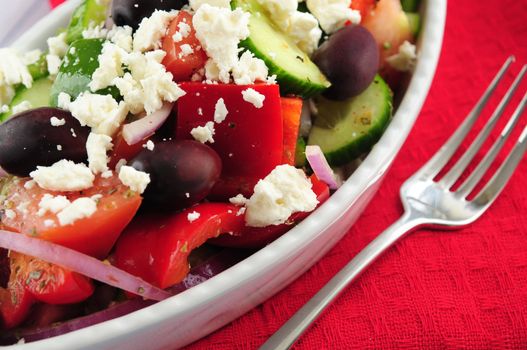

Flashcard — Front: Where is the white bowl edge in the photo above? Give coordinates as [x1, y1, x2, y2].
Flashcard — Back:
[8, 1, 447, 349]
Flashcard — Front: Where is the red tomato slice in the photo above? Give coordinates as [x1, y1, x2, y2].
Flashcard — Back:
[176, 83, 284, 199]
[10, 252, 94, 305]
[1, 176, 142, 259]
[211, 175, 330, 248]
[162, 11, 208, 82]
[108, 132, 147, 169]
[281, 97, 303, 165]
[114, 203, 246, 289]
[0, 257, 35, 329]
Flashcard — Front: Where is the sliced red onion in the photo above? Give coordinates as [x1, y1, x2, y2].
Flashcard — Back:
[122, 102, 174, 146]
[305, 145, 343, 190]
[0, 249, 251, 344]
[0, 229, 171, 301]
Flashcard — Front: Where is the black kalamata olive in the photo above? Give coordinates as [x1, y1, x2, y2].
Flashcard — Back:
[0, 108, 90, 177]
[313, 25, 380, 100]
[111, 0, 189, 30]
[129, 140, 222, 209]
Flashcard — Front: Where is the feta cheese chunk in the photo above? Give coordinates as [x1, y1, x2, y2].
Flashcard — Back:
[187, 211, 201, 222]
[86, 133, 113, 174]
[68, 92, 129, 136]
[285, 11, 322, 55]
[30, 160, 95, 192]
[191, 121, 215, 144]
[89, 42, 127, 92]
[0, 48, 33, 91]
[242, 88, 265, 108]
[193, 4, 250, 83]
[118, 165, 151, 194]
[50, 117, 66, 126]
[387, 40, 418, 72]
[57, 197, 98, 226]
[245, 165, 318, 227]
[133, 10, 178, 52]
[107, 25, 134, 52]
[214, 98, 228, 123]
[11, 101, 32, 115]
[232, 51, 268, 85]
[37, 194, 71, 217]
[306, 0, 361, 34]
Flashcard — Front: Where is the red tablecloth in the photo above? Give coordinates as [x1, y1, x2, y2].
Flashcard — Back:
[50, 0, 527, 348]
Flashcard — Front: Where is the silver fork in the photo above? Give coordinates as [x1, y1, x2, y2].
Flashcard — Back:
[261, 56, 527, 350]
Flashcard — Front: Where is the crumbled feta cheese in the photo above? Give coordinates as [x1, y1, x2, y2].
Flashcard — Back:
[133, 10, 178, 52]
[237, 207, 246, 216]
[229, 194, 248, 206]
[179, 44, 194, 58]
[47, 32, 68, 57]
[89, 42, 127, 91]
[101, 170, 113, 178]
[30, 160, 95, 192]
[57, 197, 98, 226]
[266, 75, 277, 84]
[114, 50, 186, 115]
[0, 104, 9, 113]
[189, 0, 231, 11]
[57, 92, 72, 110]
[57, 144, 63, 151]
[0, 48, 33, 90]
[191, 121, 215, 144]
[118, 165, 151, 194]
[193, 4, 250, 83]
[16, 201, 30, 216]
[44, 219, 55, 227]
[68, 92, 129, 136]
[11, 100, 32, 115]
[144, 140, 155, 151]
[86, 133, 113, 174]
[115, 158, 127, 172]
[242, 88, 265, 108]
[306, 0, 360, 34]
[214, 98, 228, 123]
[244, 164, 318, 227]
[4, 209, 16, 220]
[386, 41, 418, 72]
[285, 11, 322, 55]
[71, 128, 77, 138]
[50, 117, 66, 126]
[232, 51, 268, 85]
[23, 50, 42, 65]
[187, 211, 201, 222]
[82, 23, 108, 39]
[177, 21, 192, 38]
[46, 54, 62, 76]
[37, 194, 71, 216]
[107, 25, 134, 52]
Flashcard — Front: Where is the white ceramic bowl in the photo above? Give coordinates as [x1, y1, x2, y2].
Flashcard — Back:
[9, 1, 446, 349]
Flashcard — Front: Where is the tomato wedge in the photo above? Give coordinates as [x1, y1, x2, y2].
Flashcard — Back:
[10, 252, 94, 305]
[0, 257, 35, 329]
[1, 176, 142, 259]
[162, 11, 208, 82]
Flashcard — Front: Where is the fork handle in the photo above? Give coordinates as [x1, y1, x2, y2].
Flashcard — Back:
[259, 211, 423, 350]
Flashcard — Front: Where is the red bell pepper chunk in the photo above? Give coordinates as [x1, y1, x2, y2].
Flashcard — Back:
[211, 175, 330, 248]
[176, 83, 284, 199]
[113, 203, 247, 289]
[281, 97, 303, 165]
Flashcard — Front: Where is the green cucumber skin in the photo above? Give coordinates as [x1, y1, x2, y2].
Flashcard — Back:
[50, 39, 119, 107]
[27, 54, 49, 81]
[308, 76, 393, 167]
[406, 12, 421, 37]
[0, 78, 53, 122]
[66, 0, 108, 44]
[232, 0, 330, 99]
[401, 0, 420, 12]
[295, 137, 307, 168]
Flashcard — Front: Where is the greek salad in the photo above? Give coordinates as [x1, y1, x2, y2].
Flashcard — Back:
[0, 0, 419, 342]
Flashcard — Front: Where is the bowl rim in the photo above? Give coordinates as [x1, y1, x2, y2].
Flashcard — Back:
[10, 1, 446, 348]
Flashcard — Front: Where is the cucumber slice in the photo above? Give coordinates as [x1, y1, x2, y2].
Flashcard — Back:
[0, 78, 53, 122]
[307, 76, 393, 166]
[66, 0, 109, 44]
[50, 38, 120, 107]
[406, 12, 421, 37]
[232, 0, 330, 98]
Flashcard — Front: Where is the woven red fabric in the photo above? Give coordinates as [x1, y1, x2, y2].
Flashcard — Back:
[48, 0, 527, 348]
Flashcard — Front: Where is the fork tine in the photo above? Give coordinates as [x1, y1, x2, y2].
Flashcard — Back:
[472, 120, 527, 208]
[415, 56, 515, 180]
[458, 91, 527, 197]
[440, 65, 527, 189]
